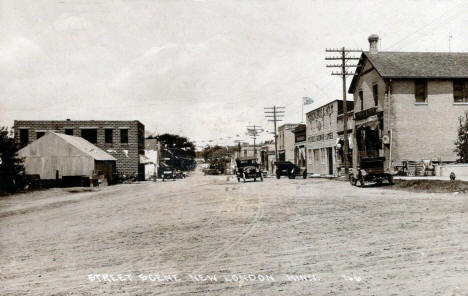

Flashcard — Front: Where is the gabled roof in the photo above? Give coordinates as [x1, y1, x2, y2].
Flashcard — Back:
[349, 51, 468, 93]
[51, 132, 116, 161]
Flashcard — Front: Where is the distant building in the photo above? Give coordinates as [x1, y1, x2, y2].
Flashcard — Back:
[144, 138, 160, 180]
[349, 34, 468, 174]
[278, 123, 300, 162]
[14, 120, 144, 179]
[232, 143, 257, 159]
[306, 100, 354, 176]
[259, 141, 276, 175]
[292, 124, 307, 169]
[18, 132, 116, 184]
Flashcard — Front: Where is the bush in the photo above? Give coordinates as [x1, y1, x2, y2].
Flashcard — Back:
[0, 127, 25, 194]
[455, 113, 468, 163]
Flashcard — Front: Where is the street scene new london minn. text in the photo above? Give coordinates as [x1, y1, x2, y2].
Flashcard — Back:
[2, 1, 468, 295]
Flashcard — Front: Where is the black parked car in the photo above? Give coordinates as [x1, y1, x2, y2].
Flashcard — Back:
[235, 157, 263, 183]
[275, 161, 307, 179]
[158, 167, 175, 181]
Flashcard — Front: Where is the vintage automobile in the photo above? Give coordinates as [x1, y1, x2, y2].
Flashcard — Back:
[235, 157, 263, 183]
[158, 167, 175, 181]
[349, 157, 394, 187]
[350, 109, 395, 187]
[275, 161, 307, 179]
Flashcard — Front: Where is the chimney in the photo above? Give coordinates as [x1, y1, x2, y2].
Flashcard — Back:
[368, 34, 379, 54]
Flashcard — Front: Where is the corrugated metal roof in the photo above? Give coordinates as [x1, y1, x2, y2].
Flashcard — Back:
[51, 132, 116, 161]
[349, 51, 468, 93]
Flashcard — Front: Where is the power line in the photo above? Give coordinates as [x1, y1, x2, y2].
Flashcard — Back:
[325, 47, 361, 179]
[246, 125, 263, 156]
[264, 106, 285, 161]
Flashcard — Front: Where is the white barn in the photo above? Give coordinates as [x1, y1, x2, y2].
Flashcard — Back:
[18, 132, 116, 184]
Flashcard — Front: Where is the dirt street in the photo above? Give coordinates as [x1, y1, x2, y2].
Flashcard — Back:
[2, 171, 468, 295]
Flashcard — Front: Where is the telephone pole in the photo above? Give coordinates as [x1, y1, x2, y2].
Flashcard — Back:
[247, 125, 263, 156]
[264, 106, 285, 161]
[325, 47, 361, 179]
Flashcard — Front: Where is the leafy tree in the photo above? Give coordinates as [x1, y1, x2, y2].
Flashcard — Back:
[200, 145, 237, 162]
[0, 127, 25, 193]
[455, 113, 468, 163]
[155, 133, 196, 170]
[156, 133, 196, 158]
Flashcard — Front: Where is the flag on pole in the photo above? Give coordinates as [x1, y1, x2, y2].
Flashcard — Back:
[303, 97, 314, 105]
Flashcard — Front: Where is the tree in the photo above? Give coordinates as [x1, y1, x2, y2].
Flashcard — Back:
[200, 145, 237, 162]
[455, 112, 468, 163]
[155, 133, 196, 170]
[0, 127, 25, 193]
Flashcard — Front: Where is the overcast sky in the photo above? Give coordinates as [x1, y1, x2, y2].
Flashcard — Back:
[1, 0, 467, 148]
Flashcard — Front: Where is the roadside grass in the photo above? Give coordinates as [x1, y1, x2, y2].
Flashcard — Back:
[389, 179, 468, 193]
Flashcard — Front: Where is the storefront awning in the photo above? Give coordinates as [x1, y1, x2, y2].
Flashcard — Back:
[356, 115, 379, 130]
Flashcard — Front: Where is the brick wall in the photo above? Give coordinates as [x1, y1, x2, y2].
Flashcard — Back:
[13, 120, 144, 176]
[390, 80, 467, 162]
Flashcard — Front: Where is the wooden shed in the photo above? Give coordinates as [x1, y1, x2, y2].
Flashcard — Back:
[18, 132, 116, 185]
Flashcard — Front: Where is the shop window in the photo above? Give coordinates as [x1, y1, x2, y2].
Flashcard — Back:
[415, 80, 427, 103]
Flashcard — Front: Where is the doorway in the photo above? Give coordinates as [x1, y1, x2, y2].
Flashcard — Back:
[327, 147, 333, 175]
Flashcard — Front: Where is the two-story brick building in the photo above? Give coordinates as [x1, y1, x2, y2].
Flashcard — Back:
[306, 99, 354, 176]
[13, 120, 145, 178]
[349, 34, 468, 175]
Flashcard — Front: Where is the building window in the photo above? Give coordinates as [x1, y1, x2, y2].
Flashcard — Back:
[65, 129, 73, 136]
[81, 129, 97, 144]
[453, 80, 468, 103]
[105, 129, 113, 143]
[415, 80, 427, 103]
[20, 129, 29, 147]
[359, 90, 364, 110]
[36, 131, 45, 139]
[372, 84, 379, 106]
[120, 129, 128, 143]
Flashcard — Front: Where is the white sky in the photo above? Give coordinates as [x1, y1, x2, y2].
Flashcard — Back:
[1, 0, 467, 149]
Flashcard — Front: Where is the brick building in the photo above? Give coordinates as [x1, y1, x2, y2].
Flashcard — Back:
[305, 99, 354, 176]
[349, 34, 468, 174]
[278, 123, 299, 162]
[13, 120, 145, 178]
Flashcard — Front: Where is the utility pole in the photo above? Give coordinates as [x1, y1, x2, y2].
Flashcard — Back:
[325, 47, 361, 179]
[247, 125, 263, 156]
[449, 33, 453, 52]
[264, 106, 285, 161]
